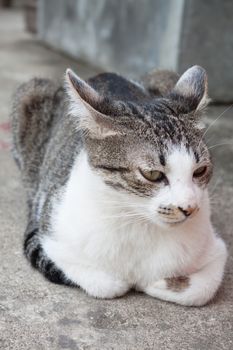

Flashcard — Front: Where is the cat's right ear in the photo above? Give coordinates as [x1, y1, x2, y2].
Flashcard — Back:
[170, 65, 210, 114]
[65, 69, 120, 138]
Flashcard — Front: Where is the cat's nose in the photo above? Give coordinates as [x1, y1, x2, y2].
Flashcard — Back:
[178, 206, 198, 217]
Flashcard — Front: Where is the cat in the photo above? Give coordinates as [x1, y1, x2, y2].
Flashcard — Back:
[11, 65, 227, 306]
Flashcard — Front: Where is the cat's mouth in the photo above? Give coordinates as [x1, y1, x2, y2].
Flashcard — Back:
[166, 218, 187, 226]
[157, 217, 188, 227]
[160, 212, 199, 226]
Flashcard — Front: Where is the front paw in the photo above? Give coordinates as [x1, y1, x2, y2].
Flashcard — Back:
[165, 276, 190, 292]
[147, 276, 190, 293]
[82, 271, 129, 299]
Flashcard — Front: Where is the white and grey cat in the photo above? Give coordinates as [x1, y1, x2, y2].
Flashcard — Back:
[12, 65, 227, 306]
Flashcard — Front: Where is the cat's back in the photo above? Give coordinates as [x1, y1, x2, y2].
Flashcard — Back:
[87, 72, 152, 103]
[12, 78, 65, 166]
[87, 70, 179, 103]
[11, 77, 69, 204]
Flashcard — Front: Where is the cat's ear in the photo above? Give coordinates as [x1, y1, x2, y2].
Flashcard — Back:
[170, 65, 209, 113]
[65, 69, 120, 138]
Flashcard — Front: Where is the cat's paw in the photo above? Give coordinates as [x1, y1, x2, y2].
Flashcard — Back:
[146, 276, 190, 294]
[81, 271, 129, 299]
[144, 276, 191, 305]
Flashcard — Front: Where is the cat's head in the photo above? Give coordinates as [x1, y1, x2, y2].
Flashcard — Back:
[65, 66, 212, 227]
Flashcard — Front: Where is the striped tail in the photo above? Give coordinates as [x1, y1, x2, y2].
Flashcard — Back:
[24, 222, 75, 286]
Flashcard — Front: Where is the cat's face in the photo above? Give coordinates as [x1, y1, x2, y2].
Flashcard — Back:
[66, 66, 212, 226]
[85, 126, 212, 227]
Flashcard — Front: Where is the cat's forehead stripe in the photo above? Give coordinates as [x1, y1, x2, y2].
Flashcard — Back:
[194, 151, 200, 163]
[159, 154, 166, 166]
[93, 165, 130, 173]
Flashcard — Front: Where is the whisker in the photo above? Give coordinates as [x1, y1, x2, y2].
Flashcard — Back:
[99, 212, 147, 220]
[209, 202, 220, 206]
[115, 217, 148, 230]
[209, 178, 221, 195]
[87, 199, 148, 210]
[207, 142, 233, 151]
[100, 214, 149, 231]
[205, 135, 214, 145]
[97, 199, 146, 206]
[208, 187, 222, 206]
[208, 195, 220, 202]
[198, 104, 233, 147]
[204, 105, 233, 135]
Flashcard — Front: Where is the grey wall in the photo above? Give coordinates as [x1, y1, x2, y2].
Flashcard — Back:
[38, 0, 233, 102]
[178, 0, 233, 103]
[38, 0, 184, 73]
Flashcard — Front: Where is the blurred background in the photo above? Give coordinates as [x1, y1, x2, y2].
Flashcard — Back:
[1, 0, 233, 101]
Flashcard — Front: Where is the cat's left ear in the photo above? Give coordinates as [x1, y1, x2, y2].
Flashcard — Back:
[65, 69, 121, 138]
[170, 65, 209, 113]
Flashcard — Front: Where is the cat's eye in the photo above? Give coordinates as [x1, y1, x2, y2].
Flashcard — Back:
[140, 169, 165, 182]
[193, 166, 207, 178]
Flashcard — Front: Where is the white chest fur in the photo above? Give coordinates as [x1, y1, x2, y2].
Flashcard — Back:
[42, 151, 227, 305]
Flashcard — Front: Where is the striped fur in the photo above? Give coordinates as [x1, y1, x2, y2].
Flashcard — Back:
[24, 222, 75, 286]
[11, 66, 227, 306]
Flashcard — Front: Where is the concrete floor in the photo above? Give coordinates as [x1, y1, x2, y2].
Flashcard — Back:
[0, 9, 233, 350]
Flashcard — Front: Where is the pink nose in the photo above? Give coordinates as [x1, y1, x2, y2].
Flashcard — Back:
[178, 206, 197, 217]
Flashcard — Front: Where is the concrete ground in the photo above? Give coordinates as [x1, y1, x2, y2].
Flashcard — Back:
[0, 9, 233, 350]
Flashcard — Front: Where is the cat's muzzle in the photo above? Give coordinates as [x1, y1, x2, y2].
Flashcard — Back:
[157, 204, 199, 224]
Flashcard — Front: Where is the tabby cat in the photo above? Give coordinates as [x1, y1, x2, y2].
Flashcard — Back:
[12, 65, 227, 306]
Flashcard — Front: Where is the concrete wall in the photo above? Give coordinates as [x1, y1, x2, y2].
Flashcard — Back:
[178, 0, 233, 102]
[38, 0, 233, 102]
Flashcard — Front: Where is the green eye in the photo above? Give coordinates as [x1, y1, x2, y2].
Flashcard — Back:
[140, 169, 165, 182]
[193, 166, 207, 178]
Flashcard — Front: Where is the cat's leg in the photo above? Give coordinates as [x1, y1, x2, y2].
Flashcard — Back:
[42, 237, 130, 298]
[27, 231, 129, 298]
[58, 263, 130, 299]
[144, 237, 227, 306]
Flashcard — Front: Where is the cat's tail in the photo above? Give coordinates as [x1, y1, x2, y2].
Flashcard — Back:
[24, 221, 75, 286]
[141, 69, 179, 96]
